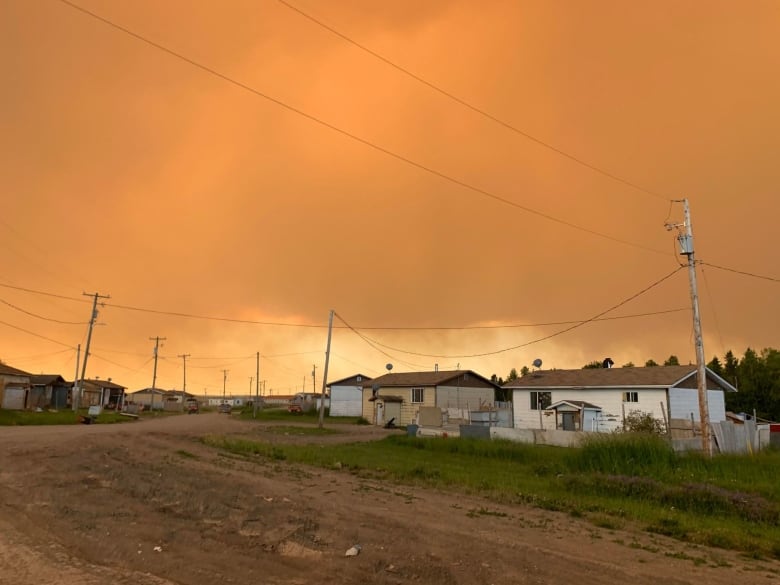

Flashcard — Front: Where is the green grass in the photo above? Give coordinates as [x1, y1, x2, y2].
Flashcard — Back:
[238, 405, 363, 425]
[262, 425, 341, 436]
[0, 409, 135, 425]
[201, 432, 780, 559]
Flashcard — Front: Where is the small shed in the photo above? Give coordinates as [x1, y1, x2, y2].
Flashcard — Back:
[328, 374, 371, 417]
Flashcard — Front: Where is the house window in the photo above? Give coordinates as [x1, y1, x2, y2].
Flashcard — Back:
[623, 391, 638, 403]
[530, 391, 551, 410]
[411, 388, 424, 403]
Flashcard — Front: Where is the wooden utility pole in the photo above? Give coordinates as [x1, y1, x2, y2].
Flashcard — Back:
[178, 353, 190, 409]
[222, 369, 229, 400]
[312, 364, 317, 395]
[71, 343, 80, 412]
[75, 292, 110, 411]
[149, 336, 166, 412]
[318, 310, 334, 428]
[253, 351, 260, 419]
[669, 199, 711, 456]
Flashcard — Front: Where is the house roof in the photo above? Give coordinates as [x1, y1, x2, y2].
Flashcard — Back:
[84, 379, 127, 389]
[328, 373, 373, 387]
[30, 374, 68, 386]
[548, 400, 602, 411]
[503, 365, 736, 392]
[361, 370, 499, 389]
[0, 363, 32, 377]
[129, 387, 171, 395]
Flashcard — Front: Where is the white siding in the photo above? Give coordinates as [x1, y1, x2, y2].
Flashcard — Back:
[669, 388, 727, 422]
[512, 388, 668, 432]
[330, 385, 363, 417]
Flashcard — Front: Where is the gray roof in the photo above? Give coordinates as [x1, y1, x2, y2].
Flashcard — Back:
[362, 370, 498, 389]
[31, 374, 68, 386]
[328, 373, 373, 387]
[503, 365, 736, 392]
[548, 400, 602, 410]
[0, 363, 32, 377]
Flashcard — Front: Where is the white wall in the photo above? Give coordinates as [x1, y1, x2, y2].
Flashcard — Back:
[512, 388, 668, 431]
[669, 388, 726, 422]
[329, 385, 363, 417]
[435, 385, 494, 410]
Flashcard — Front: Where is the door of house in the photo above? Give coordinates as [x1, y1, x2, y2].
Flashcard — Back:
[1, 387, 26, 410]
[562, 412, 576, 431]
[384, 402, 401, 426]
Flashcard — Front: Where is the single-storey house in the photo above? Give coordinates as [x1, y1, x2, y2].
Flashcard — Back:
[328, 374, 371, 417]
[29, 374, 71, 409]
[127, 387, 179, 410]
[503, 365, 736, 432]
[78, 379, 127, 409]
[0, 363, 32, 410]
[361, 370, 498, 427]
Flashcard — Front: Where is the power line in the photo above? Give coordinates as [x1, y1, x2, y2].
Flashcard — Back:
[0, 319, 76, 349]
[337, 267, 685, 358]
[0, 280, 688, 330]
[276, 0, 669, 203]
[699, 262, 779, 283]
[56, 0, 667, 256]
[0, 298, 87, 325]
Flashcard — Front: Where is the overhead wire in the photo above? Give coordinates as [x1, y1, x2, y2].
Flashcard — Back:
[0, 298, 88, 325]
[56, 0, 667, 256]
[0, 319, 76, 349]
[276, 0, 670, 203]
[699, 262, 779, 283]
[338, 267, 686, 358]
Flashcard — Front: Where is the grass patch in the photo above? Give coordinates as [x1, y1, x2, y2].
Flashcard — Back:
[263, 425, 341, 437]
[0, 409, 134, 426]
[238, 406, 363, 425]
[201, 433, 780, 559]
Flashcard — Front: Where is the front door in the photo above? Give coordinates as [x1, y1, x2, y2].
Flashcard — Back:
[384, 402, 401, 426]
[562, 412, 576, 431]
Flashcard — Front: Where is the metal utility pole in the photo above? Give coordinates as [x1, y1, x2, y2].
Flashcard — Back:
[178, 353, 190, 408]
[318, 310, 334, 428]
[75, 292, 110, 411]
[222, 369, 229, 400]
[668, 199, 711, 456]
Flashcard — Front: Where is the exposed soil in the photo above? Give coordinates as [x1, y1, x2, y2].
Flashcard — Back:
[0, 414, 777, 584]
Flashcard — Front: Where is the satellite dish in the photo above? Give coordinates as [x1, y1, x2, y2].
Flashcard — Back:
[386, 363, 393, 371]
[532, 358, 543, 369]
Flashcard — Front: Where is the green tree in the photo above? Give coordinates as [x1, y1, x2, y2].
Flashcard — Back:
[520, 366, 530, 377]
[506, 368, 519, 382]
[621, 362, 635, 368]
[582, 360, 603, 369]
[663, 355, 680, 366]
[622, 410, 666, 434]
[707, 355, 724, 377]
[644, 359, 659, 367]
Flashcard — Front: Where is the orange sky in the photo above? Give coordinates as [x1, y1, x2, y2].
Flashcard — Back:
[1, 0, 778, 396]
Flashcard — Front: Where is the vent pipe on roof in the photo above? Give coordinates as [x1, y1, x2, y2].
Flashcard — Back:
[603, 358, 614, 369]
[435, 363, 438, 372]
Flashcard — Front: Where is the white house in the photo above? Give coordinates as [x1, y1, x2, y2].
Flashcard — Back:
[328, 374, 372, 417]
[503, 365, 736, 432]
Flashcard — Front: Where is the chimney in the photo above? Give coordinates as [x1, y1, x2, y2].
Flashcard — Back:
[602, 358, 614, 369]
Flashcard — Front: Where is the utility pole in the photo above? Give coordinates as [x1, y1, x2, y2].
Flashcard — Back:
[668, 199, 711, 456]
[254, 351, 260, 419]
[71, 344, 80, 412]
[149, 336, 166, 412]
[75, 292, 110, 411]
[178, 353, 190, 409]
[222, 369, 229, 401]
[318, 310, 334, 428]
[312, 364, 317, 395]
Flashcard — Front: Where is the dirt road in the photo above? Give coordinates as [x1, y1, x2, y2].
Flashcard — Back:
[0, 414, 776, 584]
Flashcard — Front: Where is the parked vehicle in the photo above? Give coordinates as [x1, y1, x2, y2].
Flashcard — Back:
[185, 399, 199, 414]
[218, 402, 232, 414]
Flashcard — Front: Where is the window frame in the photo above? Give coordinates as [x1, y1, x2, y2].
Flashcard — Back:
[622, 391, 639, 403]
[530, 391, 552, 410]
[411, 387, 424, 403]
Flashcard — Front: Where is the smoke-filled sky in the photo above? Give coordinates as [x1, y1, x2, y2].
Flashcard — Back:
[1, 0, 778, 397]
